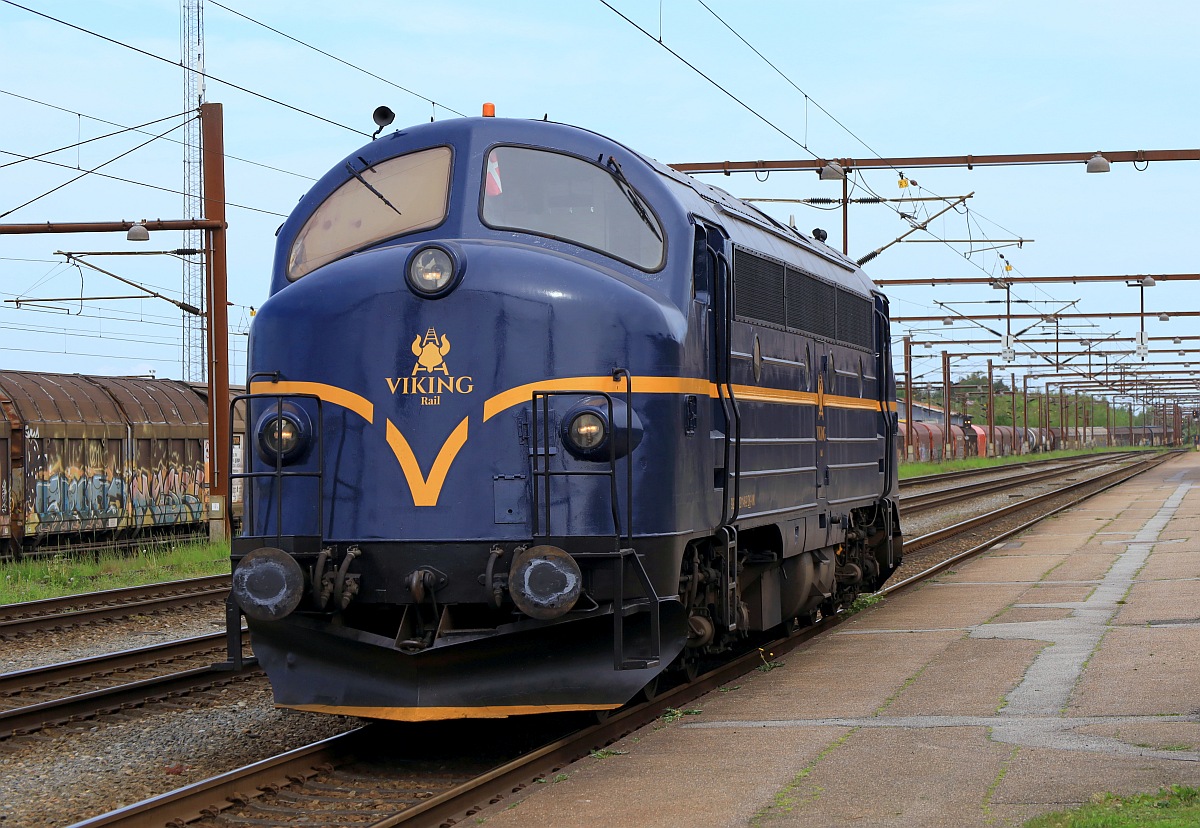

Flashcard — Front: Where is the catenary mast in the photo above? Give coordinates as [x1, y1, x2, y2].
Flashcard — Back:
[181, 0, 205, 381]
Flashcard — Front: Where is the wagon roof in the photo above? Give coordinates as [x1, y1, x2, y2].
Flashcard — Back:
[0, 371, 206, 427]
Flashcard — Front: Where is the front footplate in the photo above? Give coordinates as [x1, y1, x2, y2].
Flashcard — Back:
[248, 601, 686, 721]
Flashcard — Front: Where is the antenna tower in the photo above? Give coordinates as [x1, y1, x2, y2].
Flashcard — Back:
[181, 0, 206, 381]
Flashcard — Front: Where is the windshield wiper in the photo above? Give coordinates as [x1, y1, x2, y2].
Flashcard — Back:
[606, 155, 662, 242]
[345, 161, 402, 216]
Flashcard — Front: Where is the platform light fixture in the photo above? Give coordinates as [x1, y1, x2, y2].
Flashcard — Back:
[1160, 312, 1171, 321]
[819, 161, 846, 181]
[942, 317, 954, 325]
[1086, 153, 1111, 173]
[126, 222, 149, 242]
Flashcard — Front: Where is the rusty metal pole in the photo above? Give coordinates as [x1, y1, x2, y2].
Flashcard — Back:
[904, 336, 913, 460]
[1010, 373, 1017, 454]
[987, 359, 995, 456]
[201, 102, 230, 540]
[1060, 386, 1067, 448]
[942, 350, 951, 460]
[1022, 375, 1029, 452]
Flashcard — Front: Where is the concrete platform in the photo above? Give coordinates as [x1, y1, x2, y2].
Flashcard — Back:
[476, 452, 1200, 827]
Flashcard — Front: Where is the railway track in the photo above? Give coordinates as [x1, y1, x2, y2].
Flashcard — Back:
[898, 450, 1143, 514]
[7, 451, 1153, 641]
[64, 449, 1183, 828]
[899, 449, 1141, 488]
[0, 575, 230, 638]
[0, 630, 257, 741]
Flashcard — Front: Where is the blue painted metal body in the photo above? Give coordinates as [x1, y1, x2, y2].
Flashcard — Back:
[232, 116, 902, 719]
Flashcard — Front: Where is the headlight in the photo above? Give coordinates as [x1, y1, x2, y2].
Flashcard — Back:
[560, 397, 643, 461]
[406, 246, 456, 295]
[256, 409, 309, 465]
[264, 416, 299, 455]
[568, 412, 607, 450]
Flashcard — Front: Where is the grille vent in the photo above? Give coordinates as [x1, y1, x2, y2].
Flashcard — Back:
[733, 247, 873, 349]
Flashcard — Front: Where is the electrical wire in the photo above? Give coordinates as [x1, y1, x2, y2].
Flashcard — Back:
[596, 0, 819, 159]
[0, 88, 316, 181]
[1, 116, 191, 219]
[0, 109, 188, 171]
[208, 0, 467, 118]
[0, 148, 289, 217]
[636, 1, 1035, 277]
[0, 0, 369, 137]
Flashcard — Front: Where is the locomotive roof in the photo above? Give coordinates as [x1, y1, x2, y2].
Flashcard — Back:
[283, 116, 882, 303]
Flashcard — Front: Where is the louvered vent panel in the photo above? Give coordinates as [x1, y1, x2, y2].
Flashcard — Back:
[733, 249, 786, 327]
[836, 288, 874, 349]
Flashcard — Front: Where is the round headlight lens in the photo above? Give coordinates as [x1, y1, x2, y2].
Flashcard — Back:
[408, 247, 454, 294]
[567, 412, 607, 451]
[262, 416, 299, 457]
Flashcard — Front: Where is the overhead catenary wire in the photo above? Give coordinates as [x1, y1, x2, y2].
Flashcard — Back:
[634, 1, 1036, 278]
[1, 116, 193, 219]
[0, 0, 370, 137]
[0, 88, 316, 182]
[207, 0, 468, 119]
[0, 147, 289, 218]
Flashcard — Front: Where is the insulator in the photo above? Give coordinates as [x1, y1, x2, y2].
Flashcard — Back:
[806, 197, 837, 204]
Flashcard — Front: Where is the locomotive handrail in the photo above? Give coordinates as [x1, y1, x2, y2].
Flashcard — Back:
[530, 388, 626, 543]
[229, 390, 325, 547]
[713, 247, 742, 528]
[529, 382, 660, 669]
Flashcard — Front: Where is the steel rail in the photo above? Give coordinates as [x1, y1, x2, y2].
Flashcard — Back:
[0, 629, 245, 699]
[63, 451, 1182, 828]
[0, 575, 230, 636]
[903, 452, 1176, 555]
[0, 661, 261, 741]
[899, 450, 1139, 487]
[901, 458, 1110, 513]
[886, 452, 1177, 591]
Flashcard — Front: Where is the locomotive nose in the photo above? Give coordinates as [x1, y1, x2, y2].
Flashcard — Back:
[231, 547, 305, 621]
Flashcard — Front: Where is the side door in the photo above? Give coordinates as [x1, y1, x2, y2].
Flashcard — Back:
[698, 222, 741, 530]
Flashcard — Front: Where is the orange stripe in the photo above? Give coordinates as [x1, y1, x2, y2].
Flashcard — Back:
[282, 702, 618, 721]
[249, 380, 374, 423]
[482, 375, 711, 422]
[483, 375, 892, 421]
[729, 384, 818, 406]
[384, 416, 470, 507]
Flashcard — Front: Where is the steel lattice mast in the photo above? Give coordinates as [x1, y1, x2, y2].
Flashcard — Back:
[181, 0, 205, 381]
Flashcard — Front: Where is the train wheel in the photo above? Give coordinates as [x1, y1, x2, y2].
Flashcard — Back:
[639, 674, 662, 702]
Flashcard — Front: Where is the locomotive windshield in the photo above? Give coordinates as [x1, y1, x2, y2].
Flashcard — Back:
[481, 146, 665, 271]
[287, 146, 452, 280]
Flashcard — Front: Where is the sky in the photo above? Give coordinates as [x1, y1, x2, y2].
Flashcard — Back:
[2, 0, 1199, 401]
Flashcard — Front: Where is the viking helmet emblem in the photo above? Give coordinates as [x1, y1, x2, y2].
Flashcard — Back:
[411, 328, 451, 374]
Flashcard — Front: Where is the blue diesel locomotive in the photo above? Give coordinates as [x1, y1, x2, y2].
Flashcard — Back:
[230, 109, 903, 720]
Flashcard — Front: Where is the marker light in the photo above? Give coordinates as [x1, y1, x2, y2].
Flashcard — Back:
[482, 102, 496, 117]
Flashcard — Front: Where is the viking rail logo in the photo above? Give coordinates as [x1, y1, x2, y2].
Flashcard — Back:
[386, 327, 474, 406]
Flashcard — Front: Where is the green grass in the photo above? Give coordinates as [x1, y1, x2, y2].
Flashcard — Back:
[1025, 785, 1200, 827]
[898, 447, 1152, 479]
[0, 541, 230, 605]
